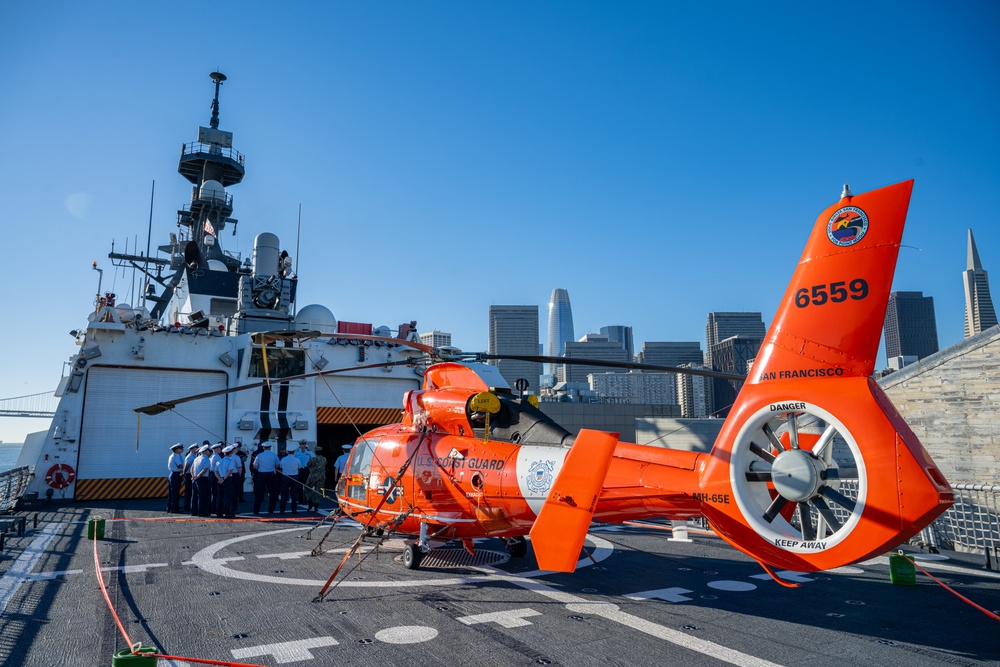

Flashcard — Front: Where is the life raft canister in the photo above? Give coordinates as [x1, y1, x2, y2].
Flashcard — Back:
[45, 463, 76, 489]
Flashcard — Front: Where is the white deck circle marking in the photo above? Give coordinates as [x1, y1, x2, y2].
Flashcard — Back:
[375, 625, 439, 644]
[707, 580, 757, 592]
[190, 527, 613, 587]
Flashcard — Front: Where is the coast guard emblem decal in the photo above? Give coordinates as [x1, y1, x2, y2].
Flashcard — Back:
[526, 460, 555, 494]
[827, 206, 869, 247]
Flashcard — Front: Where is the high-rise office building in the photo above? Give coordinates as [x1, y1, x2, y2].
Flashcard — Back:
[884, 291, 939, 367]
[675, 365, 715, 418]
[418, 330, 452, 349]
[638, 341, 703, 368]
[562, 334, 630, 384]
[709, 335, 762, 417]
[705, 312, 766, 368]
[547, 288, 575, 375]
[488, 305, 541, 391]
[704, 313, 764, 417]
[964, 229, 997, 338]
[600, 325, 634, 361]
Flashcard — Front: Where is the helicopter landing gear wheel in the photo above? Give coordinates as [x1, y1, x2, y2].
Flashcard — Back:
[730, 402, 867, 552]
[402, 543, 423, 570]
[505, 536, 528, 558]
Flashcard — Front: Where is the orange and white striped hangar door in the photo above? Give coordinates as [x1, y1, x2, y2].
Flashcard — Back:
[74, 367, 227, 501]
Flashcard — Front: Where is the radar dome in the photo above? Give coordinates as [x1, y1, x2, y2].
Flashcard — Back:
[200, 180, 226, 202]
[294, 304, 337, 334]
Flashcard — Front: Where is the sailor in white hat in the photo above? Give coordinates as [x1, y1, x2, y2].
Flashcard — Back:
[216, 445, 236, 518]
[166, 443, 185, 513]
[278, 447, 302, 514]
[182, 444, 199, 513]
[207, 443, 224, 511]
[191, 445, 213, 516]
[293, 439, 315, 497]
[232, 441, 248, 503]
[334, 443, 352, 480]
[252, 441, 280, 515]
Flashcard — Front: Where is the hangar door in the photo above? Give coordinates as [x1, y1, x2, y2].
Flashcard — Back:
[78, 367, 228, 480]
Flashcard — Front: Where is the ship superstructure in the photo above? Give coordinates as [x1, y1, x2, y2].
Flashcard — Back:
[17, 73, 424, 501]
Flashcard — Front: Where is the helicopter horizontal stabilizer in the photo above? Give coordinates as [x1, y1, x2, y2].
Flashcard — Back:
[529, 429, 619, 572]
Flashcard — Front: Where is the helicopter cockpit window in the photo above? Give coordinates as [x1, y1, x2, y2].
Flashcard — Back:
[348, 438, 377, 477]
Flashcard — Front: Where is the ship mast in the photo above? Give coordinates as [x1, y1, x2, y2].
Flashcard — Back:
[175, 71, 245, 271]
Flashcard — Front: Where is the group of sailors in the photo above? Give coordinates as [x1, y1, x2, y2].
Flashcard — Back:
[167, 438, 333, 517]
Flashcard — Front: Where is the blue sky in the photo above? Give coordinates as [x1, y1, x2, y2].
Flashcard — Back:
[1, 2, 998, 443]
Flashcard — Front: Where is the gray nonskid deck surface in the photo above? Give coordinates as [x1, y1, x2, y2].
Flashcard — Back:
[1, 500, 998, 667]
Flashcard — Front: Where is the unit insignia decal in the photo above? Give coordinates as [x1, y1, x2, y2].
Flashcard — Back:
[827, 206, 869, 246]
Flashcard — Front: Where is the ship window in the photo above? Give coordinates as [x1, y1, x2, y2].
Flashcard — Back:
[247, 347, 305, 378]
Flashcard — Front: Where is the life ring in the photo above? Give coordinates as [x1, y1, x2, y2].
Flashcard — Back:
[45, 464, 76, 489]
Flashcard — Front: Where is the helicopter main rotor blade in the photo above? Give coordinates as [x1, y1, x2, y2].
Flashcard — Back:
[134, 359, 414, 415]
[477, 354, 745, 382]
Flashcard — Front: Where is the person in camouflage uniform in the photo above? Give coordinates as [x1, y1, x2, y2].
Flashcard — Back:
[305, 451, 328, 513]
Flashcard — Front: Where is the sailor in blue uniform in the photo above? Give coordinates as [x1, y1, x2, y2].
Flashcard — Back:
[182, 444, 198, 512]
[334, 444, 352, 481]
[252, 442, 279, 515]
[192, 445, 213, 516]
[333, 444, 352, 508]
[217, 445, 236, 518]
[209, 442, 223, 510]
[278, 448, 302, 514]
[232, 442, 248, 504]
[166, 443, 184, 513]
[293, 439, 315, 496]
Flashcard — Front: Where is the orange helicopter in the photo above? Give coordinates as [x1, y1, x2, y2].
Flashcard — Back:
[139, 179, 953, 588]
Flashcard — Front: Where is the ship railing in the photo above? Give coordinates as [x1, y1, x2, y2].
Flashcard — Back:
[0, 466, 32, 514]
[181, 141, 245, 166]
[690, 480, 1000, 563]
[920, 483, 1000, 561]
[189, 186, 234, 207]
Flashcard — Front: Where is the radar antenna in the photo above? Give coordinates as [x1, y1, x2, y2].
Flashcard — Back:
[209, 71, 227, 129]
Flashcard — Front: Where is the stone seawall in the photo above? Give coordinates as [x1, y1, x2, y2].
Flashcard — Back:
[879, 325, 1000, 484]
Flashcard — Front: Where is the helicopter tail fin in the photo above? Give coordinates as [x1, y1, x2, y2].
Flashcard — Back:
[696, 180, 953, 572]
[530, 429, 619, 572]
